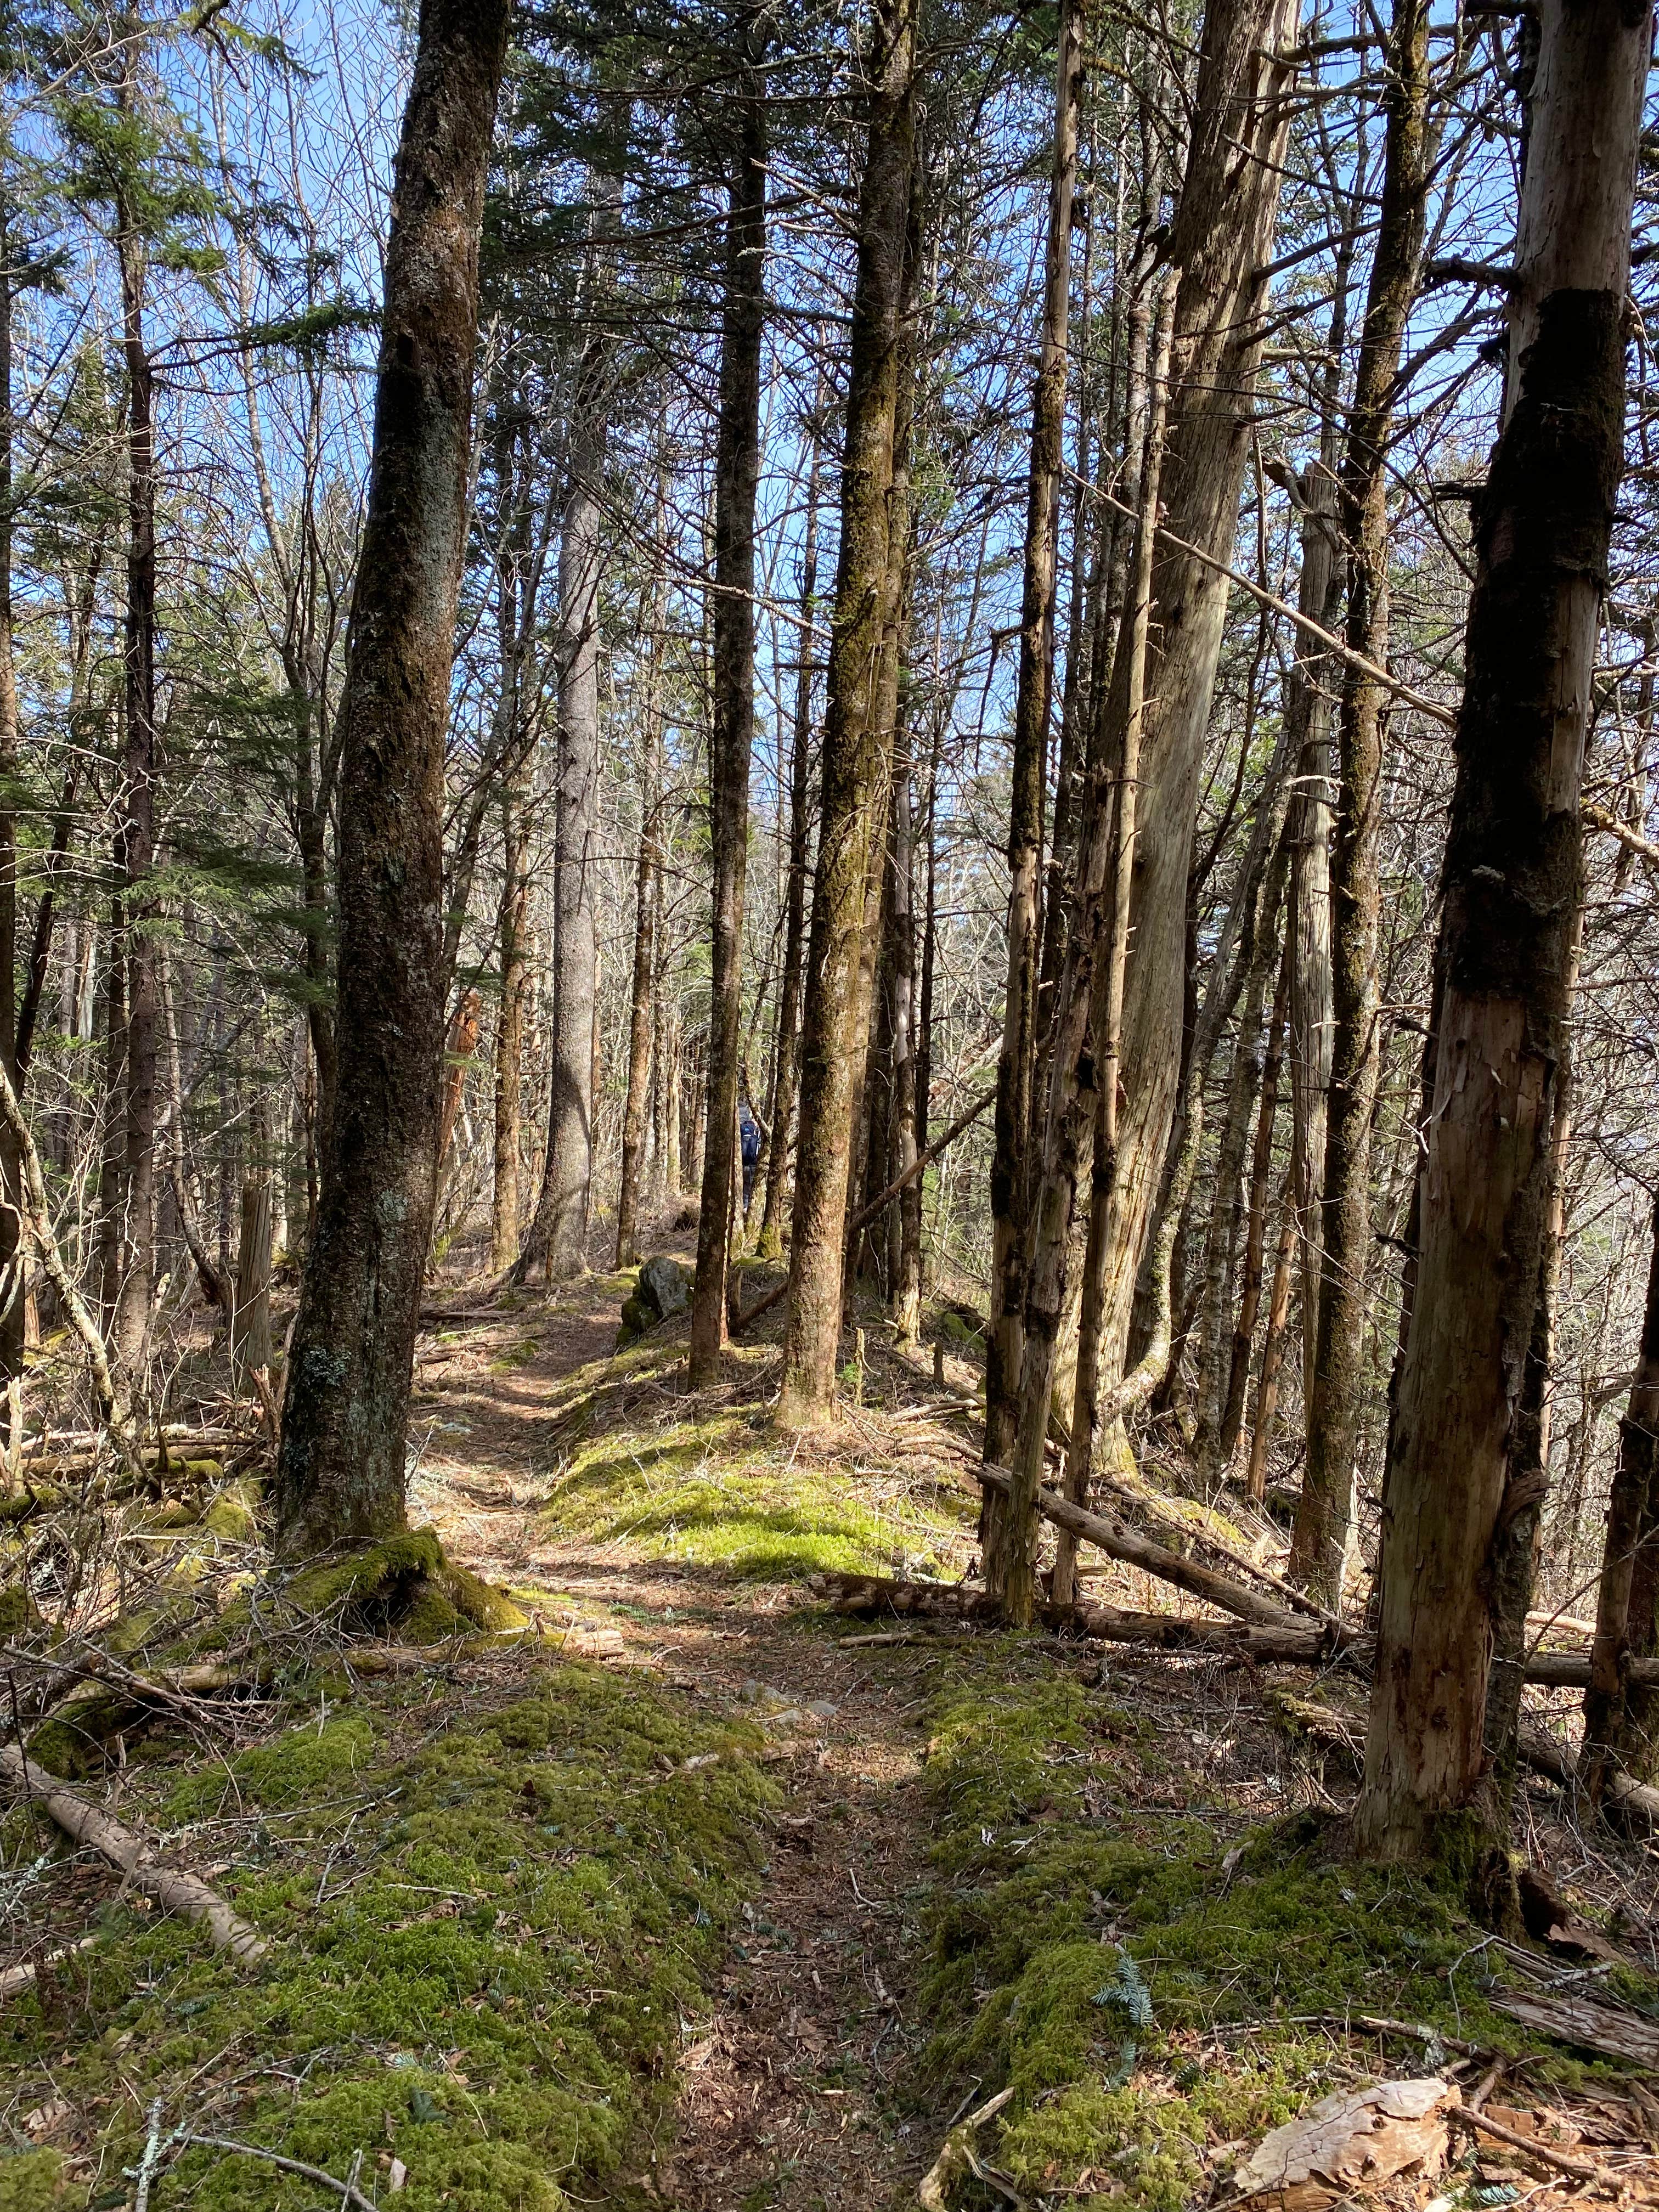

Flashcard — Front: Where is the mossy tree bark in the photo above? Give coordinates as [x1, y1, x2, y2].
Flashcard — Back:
[691, 50, 767, 1382]
[276, 0, 511, 1556]
[778, 0, 917, 1426]
[1354, 0, 1647, 1859]
[1293, 0, 1435, 1609]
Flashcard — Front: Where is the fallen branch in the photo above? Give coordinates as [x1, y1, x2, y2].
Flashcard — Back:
[1084, 1466, 1342, 1629]
[1518, 1650, 1659, 1689]
[809, 1570, 1345, 1665]
[732, 1088, 996, 1336]
[0, 1934, 97, 2002]
[0, 1743, 266, 1961]
[981, 1465, 1308, 1632]
[1448, 2103, 1603, 2182]
[918, 2085, 1015, 2211]
[178, 2134, 379, 2212]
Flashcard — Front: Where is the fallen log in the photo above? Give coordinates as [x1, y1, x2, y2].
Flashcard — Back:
[0, 1744, 266, 1962]
[806, 1570, 1348, 1666]
[1516, 1650, 1659, 1689]
[980, 1464, 1309, 1632]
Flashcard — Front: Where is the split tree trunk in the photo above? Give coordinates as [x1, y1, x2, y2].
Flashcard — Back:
[1084, 0, 1299, 1414]
[1354, 0, 1647, 1859]
[691, 63, 767, 1382]
[1293, 0, 1435, 1606]
[778, 0, 917, 1425]
[275, 0, 510, 1554]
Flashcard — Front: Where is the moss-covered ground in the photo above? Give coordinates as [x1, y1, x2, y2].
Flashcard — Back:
[906, 1644, 1655, 2210]
[7, 1256, 1656, 2212]
[532, 1330, 974, 1581]
[0, 1652, 771, 2212]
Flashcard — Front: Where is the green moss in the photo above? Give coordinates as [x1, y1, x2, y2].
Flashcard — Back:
[0, 1583, 40, 1637]
[285, 1528, 447, 1624]
[0, 2147, 86, 2210]
[912, 1657, 1539, 2212]
[3, 1661, 772, 2212]
[201, 1482, 259, 1542]
[541, 1416, 970, 1579]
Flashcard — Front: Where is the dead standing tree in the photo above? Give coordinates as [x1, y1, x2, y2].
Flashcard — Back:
[1353, 0, 1649, 1860]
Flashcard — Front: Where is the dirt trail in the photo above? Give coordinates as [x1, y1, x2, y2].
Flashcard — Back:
[408, 1261, 951, 2211]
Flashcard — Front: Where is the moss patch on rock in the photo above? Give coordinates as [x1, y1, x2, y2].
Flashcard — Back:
[0, 1657, 771, 2212]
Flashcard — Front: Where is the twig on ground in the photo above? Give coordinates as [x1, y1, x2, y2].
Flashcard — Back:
[178, 2133, 379, 2211]
[0, 1743, 267, 1961]
[1449, 2102, 1605, 2181]
[918, 2085, 1015, 2211]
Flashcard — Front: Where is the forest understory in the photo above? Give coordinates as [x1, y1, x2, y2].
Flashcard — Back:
[4, 1228, 1659, 2212]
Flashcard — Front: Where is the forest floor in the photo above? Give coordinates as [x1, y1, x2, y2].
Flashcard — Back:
[4, 1231, 1659, 2212]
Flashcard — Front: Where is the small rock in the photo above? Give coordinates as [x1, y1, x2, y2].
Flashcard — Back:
[618, 1255, 693, 1347]
[806, 1699, 839, 1719]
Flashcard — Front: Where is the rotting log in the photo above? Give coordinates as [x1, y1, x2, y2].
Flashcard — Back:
[807, 1571, 1659, 1724]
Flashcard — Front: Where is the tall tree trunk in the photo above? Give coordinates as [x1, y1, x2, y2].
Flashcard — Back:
[889, 715, 921, 1344]
[520, 180, 619, 1283]
[997, 296, 1175, 1624]
[1219, 943, 1289, 1467]
[1284, 463, 1340, 1423]
[275, 0, 510, 1555]
[1246, 1182, 1296, 1502]
[0, 242, 21, 1431]
[1354, 0, 1646, 1859]
[615, 573, 663, 1270]
[1192, 879, 1288, 1483]
[1582, 1194, 1659, 1797]
[984, 0, 1084, 1470]
[492, 775, 529, 1274]
[757, 392, 824, 1257]
[691, 59, 767, 1381]
[1292, 0, 1435, 1606]
[778, 0, 918, 1426]
[112, 193, 157, 1379]
[1086, 0, 1299, 1414]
